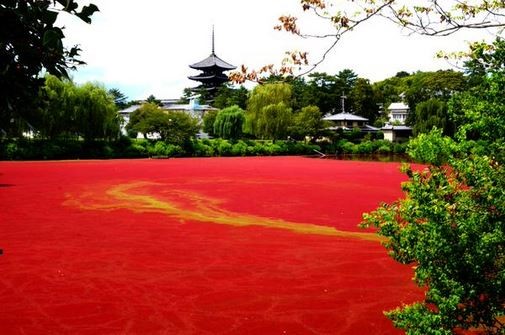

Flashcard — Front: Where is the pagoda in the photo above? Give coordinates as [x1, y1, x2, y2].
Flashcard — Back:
[188, 27, 236, 99]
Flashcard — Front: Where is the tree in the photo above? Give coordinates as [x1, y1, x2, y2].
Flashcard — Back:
[449, 75, 505, 151]
[245, 82, 292, 138]
[372, 75, 409, 109]
[336, 69, 358, 94]
[126, 103, 161, 137]
[37, 75, 119, 141]
[362, 130, 504, 335]
[146, 94, 161, 106]
[404, 70, 467, 123]
[108, 88, 128, 109]
[349, 78, 378, 122]
[413, 98, 453, 137]
[395, 71, 410, 78]
[361, 46, 505, 334]
[74, 82, 119, 141]
[213, 105, 245, 140]
[304, 72, 341, 115]
[37, 75, 77, 139]
[256, 102, 293, 141]
[202, 110, 218, 137]
[0, 0, 98, 135]
[126, 105, 199, 146]
[158, 111, 199, 147]
[213, 85, 248, 110]
[289, 105, 324, 140]
[463, 38, 505, 87]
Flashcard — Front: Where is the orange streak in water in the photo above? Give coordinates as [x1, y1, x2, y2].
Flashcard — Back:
[67, 181, 384, 242]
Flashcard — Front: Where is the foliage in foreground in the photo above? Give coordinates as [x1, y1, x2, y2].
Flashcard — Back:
[1, 0, 98, 136]
[362, 130, 504, 335]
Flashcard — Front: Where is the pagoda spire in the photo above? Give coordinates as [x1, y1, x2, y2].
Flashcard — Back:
[211, 25, 215, 55]
[188, 26, 236, 101]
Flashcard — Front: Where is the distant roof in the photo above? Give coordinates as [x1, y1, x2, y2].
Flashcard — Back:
[388, 102, 409, 111]
[160, 99, 179, 105]
[165, 104, 217, 111]
[118, 105, 141, 115]
[364, 125, 380, 131]
[189, 53, 236, 70]
[323, 113, 369, 122]
[382, 125, 412, 130]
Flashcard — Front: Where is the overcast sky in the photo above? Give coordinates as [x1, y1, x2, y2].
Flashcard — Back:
[59, 0, 496, 101]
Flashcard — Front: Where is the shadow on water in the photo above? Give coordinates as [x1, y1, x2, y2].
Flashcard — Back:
[307, 154, 413, 163]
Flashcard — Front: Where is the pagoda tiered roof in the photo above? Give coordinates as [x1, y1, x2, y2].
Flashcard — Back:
[188, 72, 229, 83]
[189, 53, 235, 71]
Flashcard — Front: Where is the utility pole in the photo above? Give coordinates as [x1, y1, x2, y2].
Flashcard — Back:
[340, 92, 347, 113]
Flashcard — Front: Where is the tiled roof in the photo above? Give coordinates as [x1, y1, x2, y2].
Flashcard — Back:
[189, 53, 236, 70]
[382, 125, 412, 130]
[118, 105, 141, 115]
[323, 113, 369, 122]
[388, 102, 409, 111]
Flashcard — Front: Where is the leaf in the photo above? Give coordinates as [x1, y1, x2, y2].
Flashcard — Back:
[43, 30, 59, 48]
[43, 10, 59, 26]
[76, 4, 99, 24]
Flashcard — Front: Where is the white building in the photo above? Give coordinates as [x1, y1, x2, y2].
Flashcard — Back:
[387, 102, 410, 125]
[117, 105, 141, 136]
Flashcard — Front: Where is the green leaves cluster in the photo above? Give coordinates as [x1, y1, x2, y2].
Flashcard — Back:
[0, 0, 99, 135]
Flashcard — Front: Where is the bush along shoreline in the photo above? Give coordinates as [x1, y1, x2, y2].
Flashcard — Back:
[0, 137, 406, 160]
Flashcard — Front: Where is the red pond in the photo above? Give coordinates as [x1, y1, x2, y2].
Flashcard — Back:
[0, 157, 423, 334]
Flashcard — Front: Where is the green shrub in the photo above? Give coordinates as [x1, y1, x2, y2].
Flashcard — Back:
[377, 144, 392, 154]
[5, 142, 19, 160]
[216, 139, 233, 156]
[192, 140, 215, 157]
[231, 141, 248, 156]
[357, 141, 374, 154]
[341, 141, 357, 154]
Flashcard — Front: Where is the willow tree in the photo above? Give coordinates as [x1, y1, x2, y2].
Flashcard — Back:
[38, 75, 119, 140]
[213, 105, 245, 140]
[245, 82, 292, 139]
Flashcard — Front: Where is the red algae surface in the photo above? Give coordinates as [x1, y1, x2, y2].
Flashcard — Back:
[0, 157, 423, 334]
